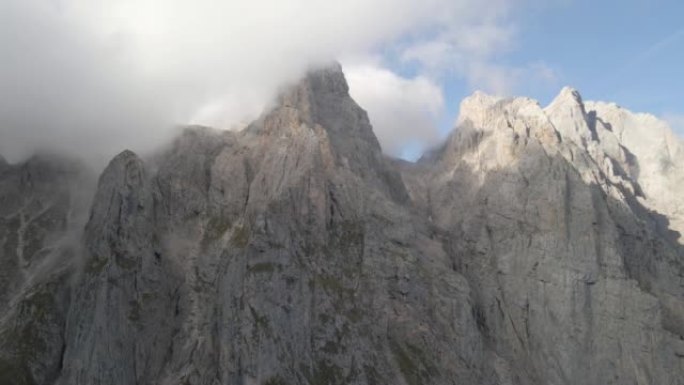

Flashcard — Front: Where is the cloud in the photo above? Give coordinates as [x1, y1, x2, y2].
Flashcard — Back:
[398, 2, 558, 96]
[346, 63, 444, 155]
[0, 0, 536, 165]
[401, 22, 516, 71]
[463, 61, 559, 96]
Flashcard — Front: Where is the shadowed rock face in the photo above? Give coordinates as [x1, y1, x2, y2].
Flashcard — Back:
[0, 155, 95, 385]
[0, 64, 683, 385]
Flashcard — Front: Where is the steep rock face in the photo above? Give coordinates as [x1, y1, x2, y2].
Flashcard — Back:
[1, 65, 683, 385]
[53, 65, 500, 385]
[585, 101, 684, 236]
[406, 89, 684, 384]
[57, 150, 176, 385]
[0, 155, 95, 385]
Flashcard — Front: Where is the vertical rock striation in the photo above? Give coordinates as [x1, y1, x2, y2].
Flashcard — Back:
[0, 155, 95, 385]
[0, 64, 682, 385]
[405, 87, 684, 384]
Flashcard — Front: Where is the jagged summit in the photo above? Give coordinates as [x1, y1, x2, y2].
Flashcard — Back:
[273, 63, 348, 121]
[456, 90, 503, 128]
[458, 86, 585, 126]
[265, 62, 377, 140]
[93, 149, 146, 198]
[550, 86, 584, 105]
[97, 149, 145, 189]
[110, 149, 139, 163]
[438, 83, 684, 237]
[299, 61, 349, 97]
[457, 87, 590, 132]
[241, 62, 409, 203]
[462, 90, 502, 106]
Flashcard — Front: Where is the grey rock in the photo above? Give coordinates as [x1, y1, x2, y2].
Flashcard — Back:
[411, 88, 684, 384]
[56, 65, 495, 385]
[0, 65, 683, 385]
[0, 154, 95, 385]
[57, 150, 176, 385]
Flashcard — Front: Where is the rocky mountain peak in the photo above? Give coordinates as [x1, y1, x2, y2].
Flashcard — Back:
[543, 86, 595, 148]
[297, 61, 349, 98]
[456, 90, 502, 128]
[268, 62, 355, 128]
[545, 86, 587, 119]
[87, 149, 148, 230]
[98, 150, 144, 187]
[247, 62, 380, 150]
[243, 62, 408, 203]
[554, 86, 584, 104]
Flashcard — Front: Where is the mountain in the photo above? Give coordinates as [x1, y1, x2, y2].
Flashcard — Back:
[0, 64, 682, 385]
[0, 154, 95, 384]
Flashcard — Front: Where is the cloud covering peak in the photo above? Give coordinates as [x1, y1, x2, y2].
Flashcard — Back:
[0, 0, 538, 164]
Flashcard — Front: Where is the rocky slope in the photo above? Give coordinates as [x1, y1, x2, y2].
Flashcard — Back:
[403, 87, 684, 384]
[0, 64, 682, 385]
[0, 155, 95, 384]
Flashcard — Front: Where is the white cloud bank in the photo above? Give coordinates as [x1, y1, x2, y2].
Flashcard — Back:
[346, 65, 444, 154]
[0, 0, 547, 164]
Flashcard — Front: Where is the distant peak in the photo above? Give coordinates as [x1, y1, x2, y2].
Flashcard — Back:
[464, 90, 501, 105]
[456, 91, 503, 128]
[307, 60, 344, 76]
[248, 60, 382, 155]
[560, 86, 582, 99]
[549, 86, 584, 108]
[274, 61, 351, 115]
[97, 149, 146, 194]
[459, 90, 502, 114]
[301, 61, 349, 96]
[104, 150, 144, 176]
[112, 149, 140, 163]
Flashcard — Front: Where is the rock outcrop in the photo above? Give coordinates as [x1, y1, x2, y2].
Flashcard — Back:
[0, 64, 682, 385]
[0, 155, 95, 384]
[55, 65, 498, 385]
[404, 88, 684, 384]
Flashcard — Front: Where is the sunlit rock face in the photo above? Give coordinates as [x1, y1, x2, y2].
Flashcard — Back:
[408, 86, 684, 385]
[0, 65, 682, 385]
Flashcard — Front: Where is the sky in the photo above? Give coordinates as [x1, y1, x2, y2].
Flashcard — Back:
[0, 0, 682, 165]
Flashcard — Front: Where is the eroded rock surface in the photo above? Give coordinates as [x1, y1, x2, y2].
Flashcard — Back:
[0, 64, 682, 385]
[0, 155, 95, 384]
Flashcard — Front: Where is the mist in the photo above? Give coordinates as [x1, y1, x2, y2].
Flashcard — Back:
[0, 0, 525, 167]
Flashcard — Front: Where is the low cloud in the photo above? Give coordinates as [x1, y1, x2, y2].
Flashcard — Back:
[346, 63, 444, 155]
[0, 0, 540, 165]
[400, 17, 558, 96]
[466, 61, 559, 96]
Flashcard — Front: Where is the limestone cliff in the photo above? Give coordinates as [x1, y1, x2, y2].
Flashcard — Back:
[0, 65, 682, 385]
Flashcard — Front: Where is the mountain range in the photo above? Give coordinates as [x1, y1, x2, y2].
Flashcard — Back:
[0, 63, 682, 385]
